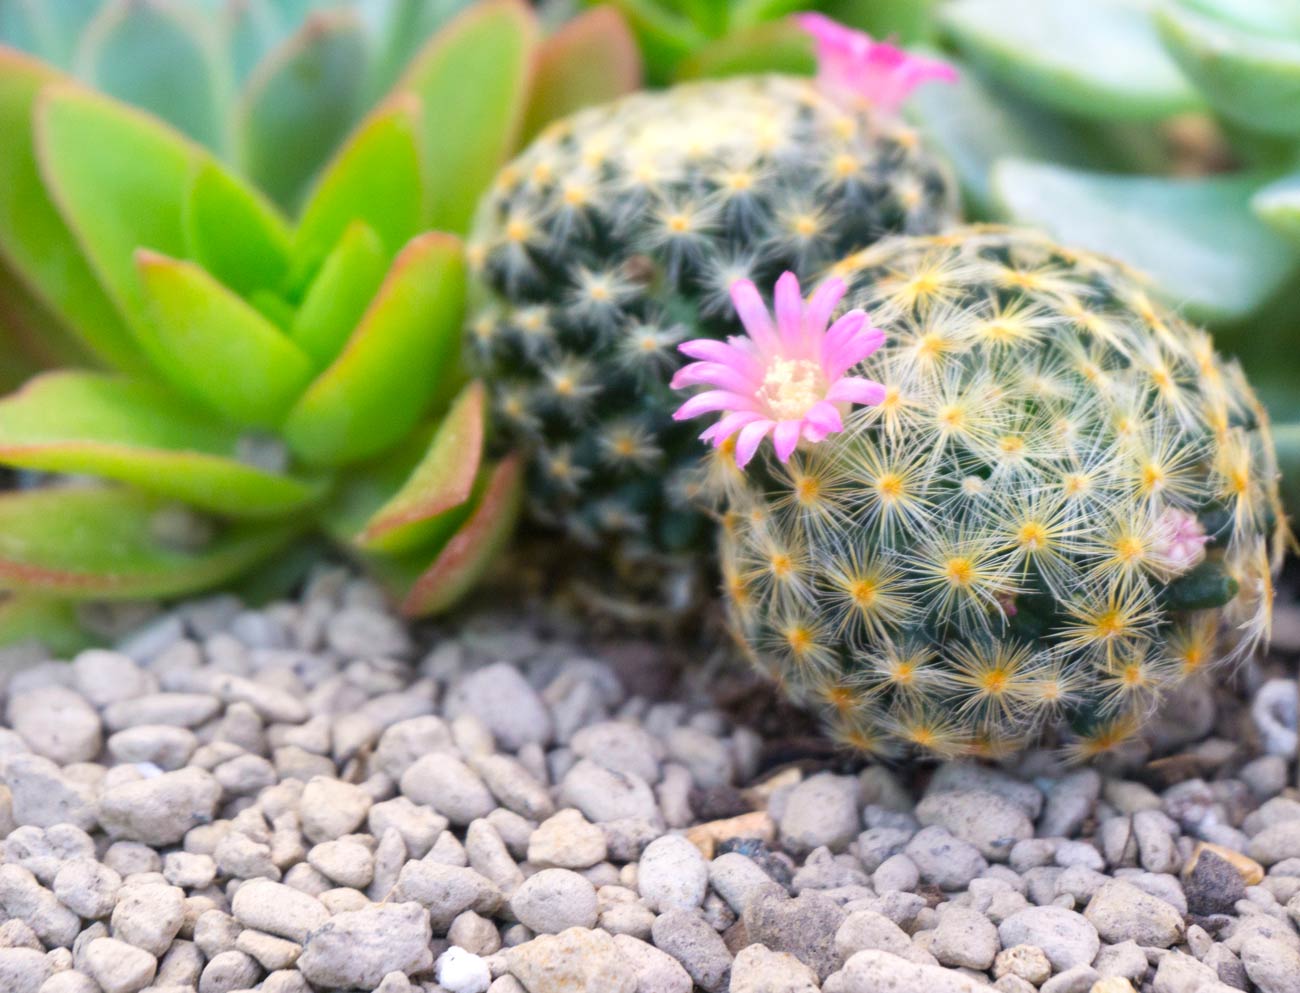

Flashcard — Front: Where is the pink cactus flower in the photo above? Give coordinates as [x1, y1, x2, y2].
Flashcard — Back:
[796, 12, 958, 115]
[1155, 507, 1210, 574]
[671, 271, 887, 469]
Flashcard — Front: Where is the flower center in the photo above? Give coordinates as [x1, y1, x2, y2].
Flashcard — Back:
[759, 358, 826, 421]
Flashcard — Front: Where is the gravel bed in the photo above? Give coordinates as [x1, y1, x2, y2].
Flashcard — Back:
[0, 566, 1296, 993]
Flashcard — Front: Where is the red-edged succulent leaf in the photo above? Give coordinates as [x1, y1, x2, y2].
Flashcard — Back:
[356, 380, 485, 554]
[289, 220, 388, 370]
[0, 486, 302, 600]
[399, 455, 523, 616]
[290, 95, 424, 281]
[236, 8, 367, 212]
[0, 371, 324, 517]
[134, 250, 315, 428]
[182, 158, 292, 299]
[0, 50, 145, 373]
[521, 6, 642, 142]
[0, 594, 92, 654]
[283, 232, 466, 467]
[395, 0, 536, 233]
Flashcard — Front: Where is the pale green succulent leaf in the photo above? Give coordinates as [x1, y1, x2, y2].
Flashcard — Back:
[0, 55, 145, 374]
[396, 0, 536, 233]
[1174, 0, 1300, 33]
[283, 232, 467, 467]
[992, 159, 1299, 323]
[1251, 172, 1300, 244]
[589, 0, 702, 84]
[366, 0, 477, 100]
[522, 6, 642, 142]
[75, 0, 230, 153]
[183, 159, 292, 298]
[0, 371, 324, 517]
[0, 593, 92, 654]
[0, 0, 101, 68]
[0, 487, 302, 600]
[908, 57, 1167, 217]
[134, 251, 315, 428]
[356, 380, 486, 555]
[939, 0, 1201, 120]
[222, 0, 282, 84]
[237, 8, 367, 212]
[816, 0, 941, 43]
[1156, 2, 1300, 136]
[289, 221, 389, 370]
[291, 95, 424, 282]
[395, 455, 523, 616]
[674, 19, 815, 81]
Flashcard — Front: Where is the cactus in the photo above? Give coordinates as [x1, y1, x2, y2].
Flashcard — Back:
[465, 24, 958, 588]
[682, 227, 1285, 759]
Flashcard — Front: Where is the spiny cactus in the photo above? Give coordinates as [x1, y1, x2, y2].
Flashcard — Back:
[465, 30, 958, 586]
[685, 227, 1285, 760]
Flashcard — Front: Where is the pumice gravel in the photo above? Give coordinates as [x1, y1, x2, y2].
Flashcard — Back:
[0, 566, 1296, 993]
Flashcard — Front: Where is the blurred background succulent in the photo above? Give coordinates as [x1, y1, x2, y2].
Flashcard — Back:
[596, 0, 1300, 513]
[0, 0, 641, 647]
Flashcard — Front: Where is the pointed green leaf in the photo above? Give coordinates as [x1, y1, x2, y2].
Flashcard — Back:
[0, 256, 92, 388]
[236, 9, 366, 212]
[939, 0, 1201, 120]
[74, 0, 230, 153]
[283, 232, 467, 466]
[908, 56, 1171, 217]
[221, 0, 281, 85]
[0, 487, 302, 600]
[0, 594, 90, 653]
[992, 160, 1299, 324]
[596, 0, 702, 85]
[135, 251, 315, 427]
[357, 381, 485, 554]
[1156, 3, 1300, 136]
[1173, 0, 1300, 34]
[366, 0, 477, 100]
[674, 19, 815, 81]
[0, 372, 325, 517]
[183, 159, 292, 298]
[1, 0, 102, 68]
[522, 7, 642, 141]
[291, 95, 424, 280]
[398, 455, 523, 616]
[1252, 172, 1300, 244]
[290, 221, 388, 369]
[395, 0, 536, 233]
[0, 53, 144, 373]
[315, 423, 437, 546]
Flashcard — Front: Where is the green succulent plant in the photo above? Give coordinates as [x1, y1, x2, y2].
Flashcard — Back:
[464, 71, 958, 598]
[708, 226, 1285, 759]
[0, 0, 641, 647]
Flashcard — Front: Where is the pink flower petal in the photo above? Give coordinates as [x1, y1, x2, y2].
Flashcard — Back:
[729, 280, 778, 352]
[670, 361, 759, 394]
[677, 338, 763, 377]
[734, 419, 775, 469]
[826, 377, 887, 405]
[773, 271, 805, 353]
[804, 401, 844, 436]
[673, 390, 756, 421]
[804, 277, 847, 344]
[700, 410, 765, 446]
[773, 420, 803, 462]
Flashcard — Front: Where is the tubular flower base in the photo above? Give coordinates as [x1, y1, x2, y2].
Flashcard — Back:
[715, 227, 1286, 760]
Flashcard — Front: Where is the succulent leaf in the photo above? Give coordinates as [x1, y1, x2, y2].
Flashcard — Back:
[0, 0, 102, 69]
[521, 6, 642, 142]
[1156, 2, 1300, 137]
[397, 454, 524, 616]
[939, 0, 1201, 120]
[74, 0, 229, 153]
[0, 486, 302, 599]
[594, 0, 702, 84]
[134, 250, 315, 428]
[0, 52, 145, 373]
[673, 19, 815, 81]
[289, 221, 388, 370]
[1251, 172, 1300, 244]
[283, 232, 467, 467]
[0, 258, 91, 391]
[236, 8, 367, 212]
[0, 371, 323, 517]
[992, 159, 1298, 323]
[396, 0, 536, 233]
[182, 159, 292, 299]
[357, 380, 486, 554]
[365, 0, 477, 101]
[0, 593, 91, 654]
[290, 94, 424, 282]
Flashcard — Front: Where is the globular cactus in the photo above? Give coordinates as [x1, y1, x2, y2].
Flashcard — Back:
[464, 21, 958, 588]
[678, 226, 1285, 759]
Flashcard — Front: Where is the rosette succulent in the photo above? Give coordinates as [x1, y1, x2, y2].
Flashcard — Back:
[0, 1, 640, 646]
[681, 227, 1285, 759]
[465, 18, 958, 594]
